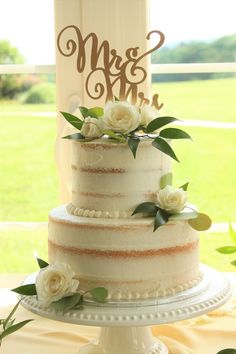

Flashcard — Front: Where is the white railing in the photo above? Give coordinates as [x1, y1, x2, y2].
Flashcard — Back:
[1, 62, 236, 75]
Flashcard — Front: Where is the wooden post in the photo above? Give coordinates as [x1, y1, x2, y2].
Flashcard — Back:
[54, 0, 150, 202]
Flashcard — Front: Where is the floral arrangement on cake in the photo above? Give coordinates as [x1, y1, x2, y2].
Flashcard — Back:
[61, 99, 191, 161]
[11, 258, 108, 312]
[133, 172, 212, 231]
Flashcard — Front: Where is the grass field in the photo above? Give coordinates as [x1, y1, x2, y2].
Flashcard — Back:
[0, 78, 236, 272]
[153, 77, 236, 122]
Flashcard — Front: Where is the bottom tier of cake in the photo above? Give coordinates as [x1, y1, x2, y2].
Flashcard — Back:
[48, 205, 202, 300]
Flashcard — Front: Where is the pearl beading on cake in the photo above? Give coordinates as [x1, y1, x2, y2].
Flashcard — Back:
[67, 203, 131, 218]
[102, 273, 203, 300]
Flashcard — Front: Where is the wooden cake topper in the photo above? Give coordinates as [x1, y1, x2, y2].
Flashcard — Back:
[57, 26, 164, 109]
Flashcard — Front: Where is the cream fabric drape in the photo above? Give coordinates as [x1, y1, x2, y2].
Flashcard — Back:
[54, 0, 150, 202]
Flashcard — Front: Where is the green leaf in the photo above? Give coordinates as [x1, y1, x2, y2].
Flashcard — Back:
[216, 246, 236, 254]
[88, 107, 103, 118]
[154, 209, 169, 231]
[51, 293, 82, 313]
[87, 287, 108, 302]
[169, 210, 198, 221]
[146, 116, 179, 133]
[11, 284, 37, 296]
[3, 300, 21, 331]
[62, 133, 93, 142]
[160, 128, 192, 140]
[188, 213, 212, 231]
[79, 106, 89, 118]
[160, 172, 173, 189]
[60, 112, 83, 130]
[103, 130, 126, 143]
[230, 260, 236, 267]
[132, 202, 158, 216]
[229, 222, 236, 243]
[179, 182, 189, 191]
[152, 137, 179, 162]
[128, 137, 140, 158]
[36, 258, 49, 269]
[0, 320, 33, 341]
[114, 96, 119, 101]
[217, 350, 236, 354]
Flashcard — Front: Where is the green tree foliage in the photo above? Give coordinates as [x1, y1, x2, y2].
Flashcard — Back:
[152, 34, 236, 82]
[0, 40, 25, 99]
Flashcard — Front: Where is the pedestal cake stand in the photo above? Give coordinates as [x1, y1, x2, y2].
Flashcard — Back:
[21, 265, 232, 354]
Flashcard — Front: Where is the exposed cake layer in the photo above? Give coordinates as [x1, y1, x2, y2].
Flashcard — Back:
[48, 205, 201, 300]
[70, 139, 171, 216]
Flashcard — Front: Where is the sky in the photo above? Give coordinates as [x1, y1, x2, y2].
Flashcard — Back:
[0, 0, 235, 64]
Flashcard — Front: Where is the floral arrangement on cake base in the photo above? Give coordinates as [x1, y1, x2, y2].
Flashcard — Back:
[132, 172, 212, 231]
[61, 99, 191, 161]
[11, 258, 108, 312]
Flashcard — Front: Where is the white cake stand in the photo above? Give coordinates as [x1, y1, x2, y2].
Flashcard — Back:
[21, 265, 232, 354]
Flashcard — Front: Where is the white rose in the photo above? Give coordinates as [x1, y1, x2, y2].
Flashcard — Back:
[80, 117, 103, 138]
[140, 105, 159, 127]
[157, 185, 188, 213]
[35, 263, 79, 306]
[103, 101, 141, 134]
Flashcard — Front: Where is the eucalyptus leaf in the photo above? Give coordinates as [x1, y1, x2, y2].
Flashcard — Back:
[216, 350, 236, 354]
[36, 258, 49, 269]
[114, 96, 119, 101]
[0, 320, 33, 341]
[152, 137, 179, 162]
[11, 284, 37, 296]
[60, 112, 83, 130]
[188, 213, 212, 231]
[216, 246, 236, 254]
[230, 260, 236, 267]
[103, 130, 126, 143]
[160, 172, 173, 189]
[229, 222, 236, 243]
[88, 107, 103, 118]
[128, 137, 140, 158]
[132, 202, 158, 216]
[146, 116, 179, 133]
[79, 106, 89, 118]
[88, 287, 108, 302]
[179, 182, 189, 191]
[154, 209, 169, 231]
[169, 210, 198, 221]
[160, 128, 192, 140]
[51, 293, 82, 313]
[62, 133, 93, 142]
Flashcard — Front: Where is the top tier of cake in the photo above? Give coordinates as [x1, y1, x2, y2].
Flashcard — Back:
[68, 139, 172, 218]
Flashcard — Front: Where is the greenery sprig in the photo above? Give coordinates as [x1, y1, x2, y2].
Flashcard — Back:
[216, 222, 236, 266]
[132, 173, 212, 232]
[11, 258, 108, 314]
[61, 101, 192, 161]
[0, 300, 33, 347]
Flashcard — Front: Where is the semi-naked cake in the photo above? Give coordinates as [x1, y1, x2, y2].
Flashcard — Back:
[48, 138, 202, 300]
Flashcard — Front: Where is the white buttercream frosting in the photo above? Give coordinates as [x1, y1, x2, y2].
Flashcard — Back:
[48, 205, 201, 300]
[70, 139, 172, 216]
